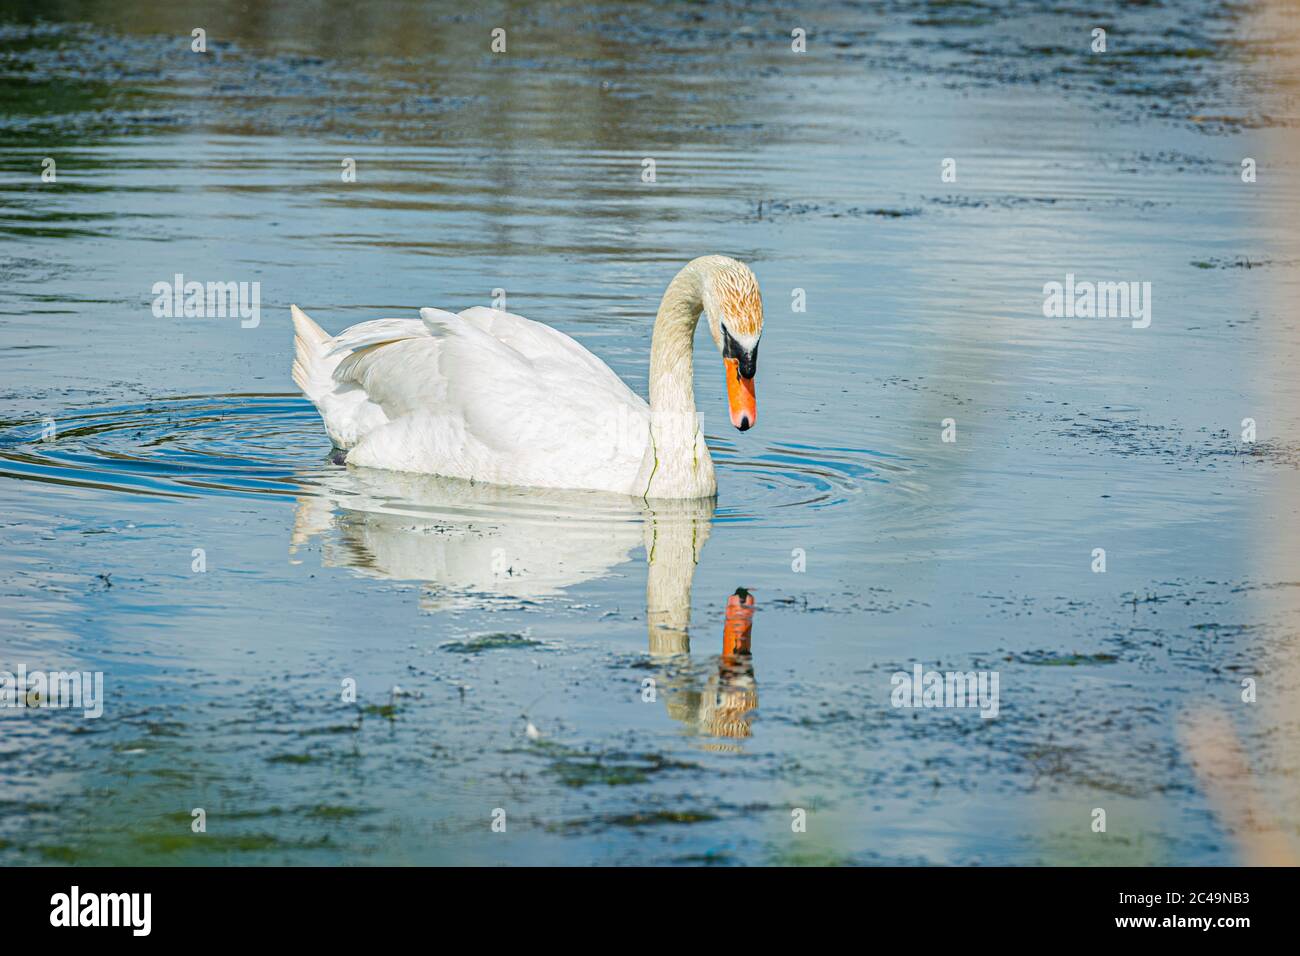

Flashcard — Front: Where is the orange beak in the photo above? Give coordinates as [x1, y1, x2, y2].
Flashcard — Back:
[722, 588, 755, 657]
[724, 357, 757, 431]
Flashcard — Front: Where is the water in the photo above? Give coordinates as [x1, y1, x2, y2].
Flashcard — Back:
[2, 0, 1300, 865]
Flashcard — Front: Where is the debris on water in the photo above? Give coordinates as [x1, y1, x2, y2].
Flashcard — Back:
[266, 753, 315, 764]
[547, 808, 720, 833]
[302, 805, 369, 820]
[1190, 255, 1297, 270]
[1007, 651, 1120, 667]
[752, 198, 921, 220]
[529, 742, 701, 788]
[440, 632, 548, 654]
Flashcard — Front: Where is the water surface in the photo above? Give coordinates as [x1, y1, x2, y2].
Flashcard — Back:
[2, 0, 1300, 865]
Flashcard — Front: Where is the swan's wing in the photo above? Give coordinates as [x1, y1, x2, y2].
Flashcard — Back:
[317, 318, 439, 426]
[416, 307, 642, 443]
[334, 309, 649, 487]
[333, 337, 447, 419]
[326, 317, 430, 356]
[456, 306, 636, 398]
[336, 308, 619, 432]
[324, 309, 517, 424]
[331, 307, 639, 412]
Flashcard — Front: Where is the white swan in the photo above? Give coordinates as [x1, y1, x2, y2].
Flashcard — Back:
[290, 255, 763, 499]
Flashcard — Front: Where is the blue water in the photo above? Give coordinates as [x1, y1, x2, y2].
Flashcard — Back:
[2, 0, 1299, 865]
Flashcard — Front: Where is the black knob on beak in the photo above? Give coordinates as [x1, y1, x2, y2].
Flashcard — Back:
[722, 327, 758, 378]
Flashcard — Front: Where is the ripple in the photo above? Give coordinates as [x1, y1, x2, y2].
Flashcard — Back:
[0, 395, 905, 525]
[0, 395, 317, 500]
[711, 438, 914, 521]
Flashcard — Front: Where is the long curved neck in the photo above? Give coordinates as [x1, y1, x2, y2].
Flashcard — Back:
[644, 262, 715, 498]
[648, 263, 705, 421]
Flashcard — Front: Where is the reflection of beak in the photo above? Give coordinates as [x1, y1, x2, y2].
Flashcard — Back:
[723, 587, 755, 656]
[724, 357, 757, 431]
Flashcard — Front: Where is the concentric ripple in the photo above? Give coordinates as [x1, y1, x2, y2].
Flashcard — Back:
[0, 394, 905, 521]
[0, 395, 319, 499]
[711, 438, 914, 520]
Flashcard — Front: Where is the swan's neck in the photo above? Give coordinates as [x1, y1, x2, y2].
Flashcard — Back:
[649, 265, 704, 419]
[645, 264, 715, 497]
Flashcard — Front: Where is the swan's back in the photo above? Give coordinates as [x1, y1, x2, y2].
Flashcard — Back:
[291, 304, 653, 495]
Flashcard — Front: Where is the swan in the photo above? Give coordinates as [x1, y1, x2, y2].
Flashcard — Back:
[290, 255, 763, 498]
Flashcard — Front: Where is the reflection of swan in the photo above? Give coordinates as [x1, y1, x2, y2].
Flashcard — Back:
[655, 588, 759, 745]
[290, 468, 758, 738]
[641, 498, 759, 741]
[290, 256, 764, 498]
[290, 468, 657, 607]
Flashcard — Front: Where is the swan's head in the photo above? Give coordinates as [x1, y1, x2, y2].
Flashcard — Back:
[700, 258, 763, 431]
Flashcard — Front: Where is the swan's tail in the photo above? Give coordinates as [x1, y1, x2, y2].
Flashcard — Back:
[291, 304, 391, 451]
[290, 304, 336, 401]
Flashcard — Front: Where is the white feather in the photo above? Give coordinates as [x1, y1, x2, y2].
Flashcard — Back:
[291, 304, 652, 495]
[289, 256, 761, 499]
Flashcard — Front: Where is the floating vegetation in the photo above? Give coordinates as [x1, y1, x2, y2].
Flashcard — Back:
[266, 752, 316, 764]
[1008, 651, 1120, 667]
[538, 745, 700, 788]
[547, 809, 720, 833]
[440, 632, 548, 654]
